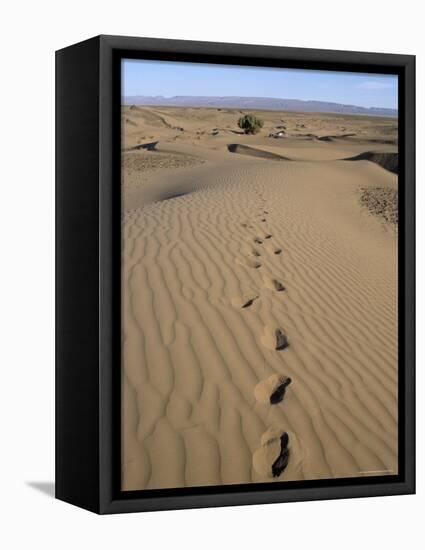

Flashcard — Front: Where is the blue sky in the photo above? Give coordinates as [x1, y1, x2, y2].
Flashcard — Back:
[122, 59, 398, 109]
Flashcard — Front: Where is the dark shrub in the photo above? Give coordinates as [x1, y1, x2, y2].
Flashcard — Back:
[238, 114, 264, 134]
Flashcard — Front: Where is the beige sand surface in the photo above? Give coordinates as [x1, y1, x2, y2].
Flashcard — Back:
[121, 106, 398, 490]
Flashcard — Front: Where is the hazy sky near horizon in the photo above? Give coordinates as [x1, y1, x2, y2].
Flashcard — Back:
[122, 59, 398, 109]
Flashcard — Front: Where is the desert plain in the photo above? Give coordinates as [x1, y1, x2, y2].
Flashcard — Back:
[121, 105, 398, 491]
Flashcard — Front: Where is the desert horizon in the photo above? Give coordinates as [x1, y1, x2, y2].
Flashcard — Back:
[121, 96, 398, 491]
[122, 94, 398, 117]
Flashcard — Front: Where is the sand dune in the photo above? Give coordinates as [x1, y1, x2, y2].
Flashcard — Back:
[121, 106, 398, 491]
[316, 133, 357, 141]
[345, 151, 398, 174]
[227, 143, 290, 161]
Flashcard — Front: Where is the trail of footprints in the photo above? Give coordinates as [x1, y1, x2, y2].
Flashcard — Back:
[233, 188, 293, 479]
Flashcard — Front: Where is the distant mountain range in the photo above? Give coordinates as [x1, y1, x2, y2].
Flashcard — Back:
[123, 96, 397, 117]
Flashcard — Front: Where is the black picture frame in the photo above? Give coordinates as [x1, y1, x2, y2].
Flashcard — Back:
[56, 34, 415, 514]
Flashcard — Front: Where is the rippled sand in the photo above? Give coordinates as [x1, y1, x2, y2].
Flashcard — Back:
[121, 106, 398, 490]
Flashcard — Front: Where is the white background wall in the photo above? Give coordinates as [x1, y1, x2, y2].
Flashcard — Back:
[0, 1, 422, 548]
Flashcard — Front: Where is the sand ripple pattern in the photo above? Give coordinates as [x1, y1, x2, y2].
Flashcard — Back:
[122, 159, 398, 490]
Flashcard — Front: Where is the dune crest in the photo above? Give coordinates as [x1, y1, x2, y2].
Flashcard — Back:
[345, 151, 398, 173]
[227, 143, 290, 161]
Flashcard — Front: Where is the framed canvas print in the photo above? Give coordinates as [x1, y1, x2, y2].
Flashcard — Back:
[56, 35, 415, 514]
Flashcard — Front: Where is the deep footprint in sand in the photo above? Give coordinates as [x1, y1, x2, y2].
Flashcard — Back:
[255, 374, 292, 405]
[254, 237, 263, 245]
[274, 248, 282, 255]
[272, 432, 290, 477]
[264, 234, 272, 239]
[261, 326, 289, 350]
[263, 275, 286, 292]
[253, 428, 290, 478]
[272, 279, 285, 291]
[236, 257, 262, 269]
[231, 294, 259, 309]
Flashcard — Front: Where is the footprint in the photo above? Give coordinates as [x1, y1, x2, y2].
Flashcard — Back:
[242, 297, 258, 308]
[272, 433, 290, 477]
[264, 234, 272, 239]
[252, 428, 290, 478]
[254, 374, 292, 404]
[251, 249, 261, 257]
[274, 249, 282, 255]
[263, 276, 286, 292]
[236, 258, 261, 269]
[232, 294, 259, 309]
[254, 237, 263, 245]
[272, 279, 285, 291]
[270, 377, 292, 404]
[261, 326, 289, 351]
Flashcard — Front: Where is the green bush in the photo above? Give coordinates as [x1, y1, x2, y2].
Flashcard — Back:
[238, 114, 264, 134]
